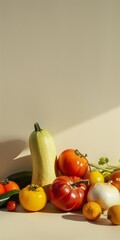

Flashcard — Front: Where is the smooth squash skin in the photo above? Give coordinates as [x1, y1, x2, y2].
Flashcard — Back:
[29, 123, 57, 196]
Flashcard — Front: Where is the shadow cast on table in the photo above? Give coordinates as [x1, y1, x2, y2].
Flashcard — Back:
[0, 204, 117, 226]
[1, 202, 65, 214]
[62, 214, 113, 226]
[62, 213, 86, 222]
[41, 202, 65, 214]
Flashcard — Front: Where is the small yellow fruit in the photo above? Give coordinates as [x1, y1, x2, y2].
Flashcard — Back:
[19, 184, 47, 212]
[88, 171, 104, 185]
[107, 205, 120, 225]
[82, 201, 102, 221]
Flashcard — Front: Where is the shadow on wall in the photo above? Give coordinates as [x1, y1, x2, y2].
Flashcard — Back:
[0, 139, 32, 179]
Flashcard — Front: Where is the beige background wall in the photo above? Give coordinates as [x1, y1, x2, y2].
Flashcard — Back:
[1, 0, 120, 177]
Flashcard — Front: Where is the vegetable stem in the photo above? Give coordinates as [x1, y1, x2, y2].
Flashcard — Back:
[89, 162, 120, 173]
[0, 178, 9, 184]
[29, 184, 39, 191]
[71, 179, 89, 187]
[34, 123, 41, 132]
[74, 149, 87, 159]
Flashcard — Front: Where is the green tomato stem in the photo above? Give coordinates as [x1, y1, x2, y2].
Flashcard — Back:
[71, 179, 89, 188]
[0, 178, 9, 185]
[89, 163, 120, 173]
[74, 149, 88, 159]
[29, 184, 40, 191]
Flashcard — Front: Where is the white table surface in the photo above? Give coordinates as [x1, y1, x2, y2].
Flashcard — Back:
[1, 202, 120, 240]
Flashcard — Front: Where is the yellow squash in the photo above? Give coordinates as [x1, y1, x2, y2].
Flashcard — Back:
[29, 123, 57, 194]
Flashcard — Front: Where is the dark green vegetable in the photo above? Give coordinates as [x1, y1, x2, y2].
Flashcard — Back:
[0, 190, 20, 208]
[6, 171, 32, 189]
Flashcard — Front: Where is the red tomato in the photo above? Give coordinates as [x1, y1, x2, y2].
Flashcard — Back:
[109, 170, 120, 181]
[7, 201, 17, 211]
[57, 149, 89, 177]
[109, 170, 120, 192]
[49, 175, 88, 211]
[0, 183, 5, 194]
[3, 180, 20, 192]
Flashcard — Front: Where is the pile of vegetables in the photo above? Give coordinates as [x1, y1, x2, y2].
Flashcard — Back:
[0, 179, 20, 211]
[1, 122, 120, 225]
[50, 150, 120, 211]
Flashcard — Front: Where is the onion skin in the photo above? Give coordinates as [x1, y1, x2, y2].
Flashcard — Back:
[87, 183, 120, 211]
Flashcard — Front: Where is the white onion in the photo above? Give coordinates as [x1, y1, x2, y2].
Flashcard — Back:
[87, 182, 120, 211]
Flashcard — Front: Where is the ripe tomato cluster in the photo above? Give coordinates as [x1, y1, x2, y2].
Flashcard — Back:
[0, 179, 20, 194]
[49, 149, 90, 211]
[49, 148, 120, 218]
[0, 179, 20, 211]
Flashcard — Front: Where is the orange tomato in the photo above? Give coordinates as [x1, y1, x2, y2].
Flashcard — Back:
[3, 180, 20, 192]
[0, 183, 5, 194]
[57, 149, 89, 178]
[109, 170, 120, 182]
[109, 170, 120, 192]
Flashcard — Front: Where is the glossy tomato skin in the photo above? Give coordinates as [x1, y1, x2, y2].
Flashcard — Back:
[19, 184, 47, 212]
[0, 183, 5, 194]
[7, 201, 17, 211]
[4, 180, 20, 192]
[49, 175, 88, 211]
[109, 171, 120, 192]
[87, 171, 104, 185]
[57, 149, 89, 178]
[109, 170, 120, 181]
